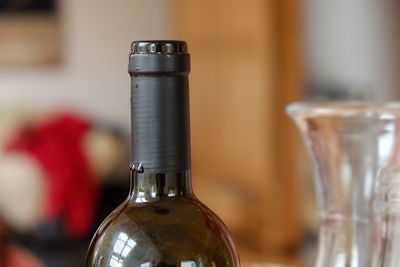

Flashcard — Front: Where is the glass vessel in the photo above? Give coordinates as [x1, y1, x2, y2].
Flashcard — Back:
[373, 167, 400, 267]
[86, 41, 240, 267]
[86, 171, 239, 267]
[287, 102, 400, 267]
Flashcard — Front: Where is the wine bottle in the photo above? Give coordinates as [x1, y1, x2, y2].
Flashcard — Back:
[86, 41, 240, 267]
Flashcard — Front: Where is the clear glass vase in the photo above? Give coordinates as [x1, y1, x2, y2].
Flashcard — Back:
[373, 167, 400, 267]
[287, 102, 400, 267]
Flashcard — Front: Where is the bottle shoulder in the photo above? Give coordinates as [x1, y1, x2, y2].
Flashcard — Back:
[87, 197, 239, 267]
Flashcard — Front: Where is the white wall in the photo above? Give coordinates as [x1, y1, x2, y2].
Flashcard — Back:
[304, 0, 395, 99]
[0, 0, 172, 129]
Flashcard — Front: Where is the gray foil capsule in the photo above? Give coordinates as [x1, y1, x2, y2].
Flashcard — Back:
[128, 41, 191, 173]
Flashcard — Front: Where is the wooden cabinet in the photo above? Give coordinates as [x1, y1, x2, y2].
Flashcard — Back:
[173, 0, 303, 264]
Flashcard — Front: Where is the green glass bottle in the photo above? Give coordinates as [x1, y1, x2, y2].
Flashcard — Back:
[86, 41, 240, 267]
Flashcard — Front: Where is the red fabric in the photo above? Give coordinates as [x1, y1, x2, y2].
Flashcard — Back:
[5, 113, 98, 238]
[6, 246, 45, 267]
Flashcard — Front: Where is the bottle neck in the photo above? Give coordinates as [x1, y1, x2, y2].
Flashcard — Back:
[130, 73, 191, 173]
[128, 53, 192, 202]
[128, 170, 193, 203]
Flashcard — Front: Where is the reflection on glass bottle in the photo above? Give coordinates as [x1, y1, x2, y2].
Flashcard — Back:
[374, 167, 400, 267]
[108, 232, 137, 266]
[86, 41, 240, 267]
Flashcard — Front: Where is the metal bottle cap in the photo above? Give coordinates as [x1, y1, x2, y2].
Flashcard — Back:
[131, 40, 188, 55]
[129, 40, 191, 173]
[129, 40, 190, 74]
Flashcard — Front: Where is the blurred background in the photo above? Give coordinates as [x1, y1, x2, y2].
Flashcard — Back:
[0, 0, 399, 266]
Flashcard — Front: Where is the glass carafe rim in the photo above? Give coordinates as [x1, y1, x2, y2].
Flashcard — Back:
[287, 101, 400, 118]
